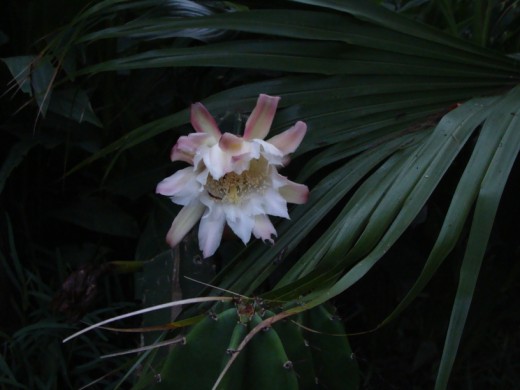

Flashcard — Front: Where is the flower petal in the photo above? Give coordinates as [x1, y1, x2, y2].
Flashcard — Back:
[252, 214, 277, 244]
[165, 201, 205, 248]
[267, 121, 307, 156]
[219, 132, 245, 154]
[203, 144, 231, 180]
[191, 102, 221, 139]
[156, 167, 201, 206]
[171, 133, 213, 163]
[230, 152, 253, 174]
[198, 207, 226, 258]
[280, 180, 309, 204]
[254, 139, 283, 158]
[263, 189, 289, 219]
[232, 196, 264, 218]
[170, 147, 193, 164]
[227, 214, 254, 245]
[243, 94, 280, 140]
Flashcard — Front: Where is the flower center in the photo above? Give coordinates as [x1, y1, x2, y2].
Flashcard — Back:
[205, 158, 268, 204]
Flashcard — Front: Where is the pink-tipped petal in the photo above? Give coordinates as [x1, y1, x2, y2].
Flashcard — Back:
[156, 167, 195, 196]
[165, 202, 205, 248]
[243, 94, 280, 140]
[156, 168, 201, 206]
[252, 214, 277, 244]
[171, 133, 212, 163]
[267, 121, 307, 156]
[280, 181, 309, 204]
[191, 102, 221, 139]
[219, 132, 245, 154]
[170, 146, 194, 164]
[199, 208, 226, 258]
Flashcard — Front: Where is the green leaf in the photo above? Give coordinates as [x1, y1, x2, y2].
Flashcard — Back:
[264, 97, 497, 303]
[80, 40, 517, 79]
[435, 86, 520, 390]
[48, 87, 102, 127]
[279, 143, 417, 287]
[2, 55, 34, 94]
[378, 83, 520, 329]
[217, 131, 426, 299]
[30, 2, 520, 387]
[290, 0, 512, 63]
[2, 55, 55, 115]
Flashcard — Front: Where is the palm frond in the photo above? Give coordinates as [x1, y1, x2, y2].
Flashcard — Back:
[21, 0, 520, 388]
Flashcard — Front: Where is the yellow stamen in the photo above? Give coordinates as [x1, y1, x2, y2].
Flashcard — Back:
[205, 158, 268, 204]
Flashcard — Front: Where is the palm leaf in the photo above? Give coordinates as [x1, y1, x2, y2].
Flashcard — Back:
[435, 86, 520, 389]
[41, 0, 520, 388]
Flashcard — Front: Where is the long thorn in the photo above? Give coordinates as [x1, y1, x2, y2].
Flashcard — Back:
[63, 296, 233, 343]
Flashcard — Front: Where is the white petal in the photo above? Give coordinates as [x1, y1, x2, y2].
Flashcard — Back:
[156, 167, 201, 206]
[254, 140, 284, 165]
[221, 203, 241, 222]
[156, 167, 192, 196]
[196, 169, 210, 186]
[237, 197, 265, 217]
[227, 215, 254, 245]
[165, 202, 205, 248]
[191, 102, 221, 140]
[230, 152, 253, 174]
[203, 144, 231, 180]
[198, 207, 226, 258]
[270, 170, 288, 190]
[254, 139, 283, 156]
[267, 121, 307, 156]
[252, 214, 277, 244]
[243, 94, 280, 140]
[263, 189, 289, 219]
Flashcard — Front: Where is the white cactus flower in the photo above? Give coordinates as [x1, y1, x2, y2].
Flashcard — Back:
[156, 94, 309, 258]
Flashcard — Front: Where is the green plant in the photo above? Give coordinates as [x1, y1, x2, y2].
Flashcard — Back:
[2, 0, 519, 388]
